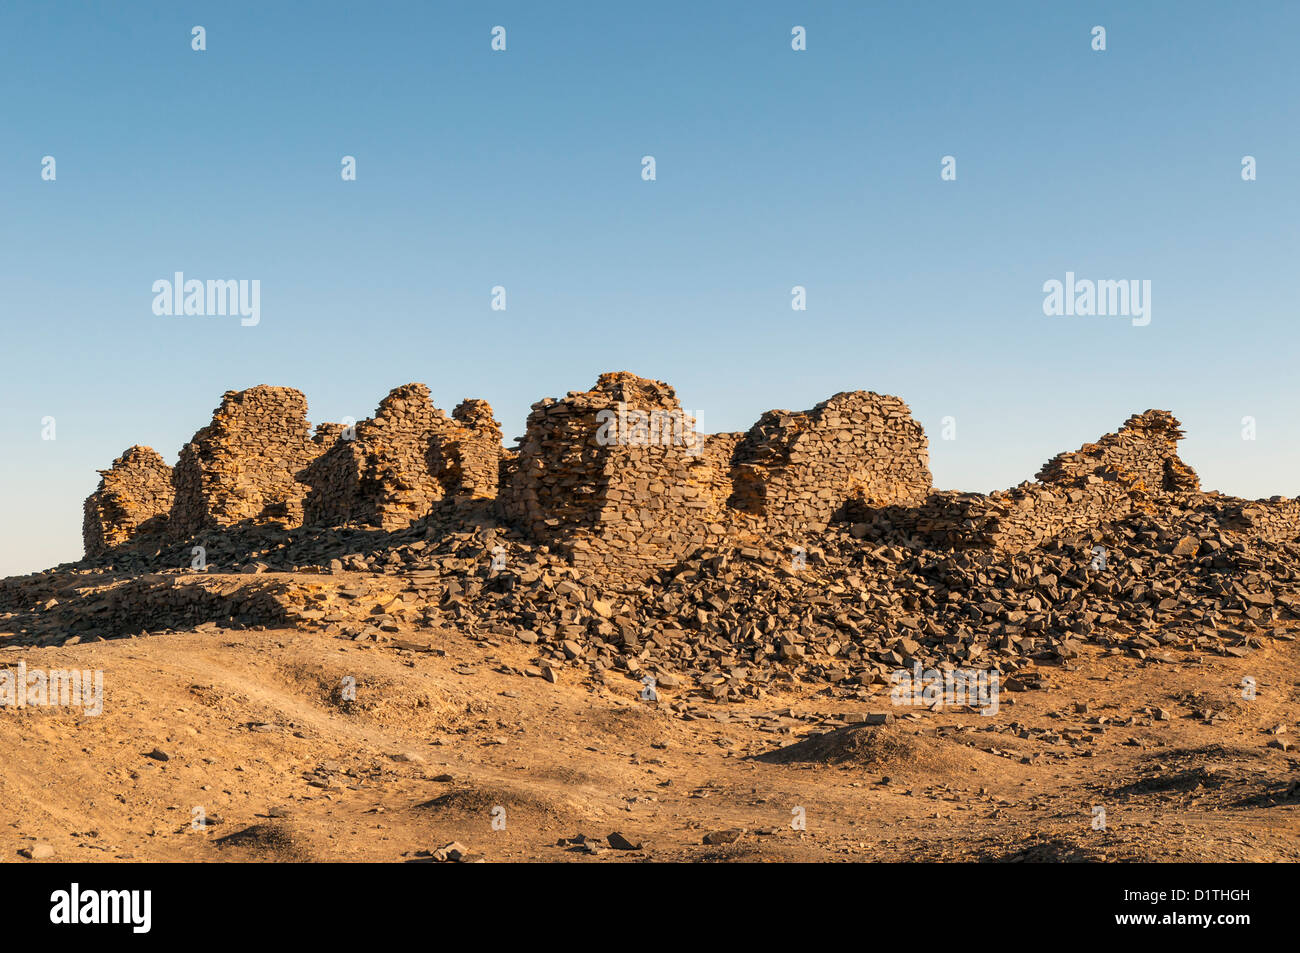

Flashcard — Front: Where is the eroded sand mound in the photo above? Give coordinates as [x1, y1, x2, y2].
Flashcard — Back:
[213, 822, 313, 861]
[418, 780, 582, 827]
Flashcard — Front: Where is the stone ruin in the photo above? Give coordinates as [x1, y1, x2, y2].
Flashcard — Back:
[1214, 496, 1300, 544]
[46, 372, 1300, 723]
[303, 384, 504, 530]
[169, 386, 316, 538]
[728, 391, 932, 531]
[85, 382, 507, 554]
[1036, 409, 1200, 494]
[855, 410, 1219, 553]
[80, 372, 1300, 568]
[982, 409, 1203, 550]
[435, 399, 505, 501]
[80, 372, 937, 572]
[502, 372, 725, 571]
[82, 446, 175, 557]
[305, 383, 445, 530]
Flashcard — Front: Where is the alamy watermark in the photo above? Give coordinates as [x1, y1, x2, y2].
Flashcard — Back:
[1042, 272, 1150, 327]
[1, 662, 103, 716]
[595, 402, 703, 455]
[50, 883, 150, 933]
[890, 663, 999, 715]
[152, 273, 260, 326]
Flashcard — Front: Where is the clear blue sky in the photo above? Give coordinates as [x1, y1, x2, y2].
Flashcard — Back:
[2, 1, 1297, 576]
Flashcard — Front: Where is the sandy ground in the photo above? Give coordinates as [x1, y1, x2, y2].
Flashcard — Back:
[1, 610, 1297, 863]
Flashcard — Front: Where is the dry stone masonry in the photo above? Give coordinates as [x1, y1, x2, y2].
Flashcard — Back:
[86, 381, 508, 555]
[82, 446, 175, 557]
[972, 410, 1203, 552]
[80, 375, 1300, 580]
[303, 384, 504, 530]
[32, 373, 1300, 703]
[849, 410, 1215, 555]
[729, 392, 932, 531]
[503, 372, 721, 572]
[435, 399, 504, 500]
[1037, 410, 1200, 494]
[170, 386, 316, 538]
[330, 383, 450, 530]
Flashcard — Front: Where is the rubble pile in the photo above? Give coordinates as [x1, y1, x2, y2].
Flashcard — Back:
[369, 497, 1298, 704]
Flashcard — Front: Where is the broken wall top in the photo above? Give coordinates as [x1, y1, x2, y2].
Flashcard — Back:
[1037, 409, 1199, 494]
[730, 390, 932, 528]
[503, 372, 712, 568]
[302, 384, 505, 529]
[170, 385, 316, 535]
[82, 444, 175, 556]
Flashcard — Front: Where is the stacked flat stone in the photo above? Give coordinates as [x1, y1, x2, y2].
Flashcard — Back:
[698, 432, 745, 519]
[301, 423, 364, 527]
[1038, 410, 1200, 493]
[844, 489, 993, 549]
[93, 380, 1291, 575]
[728, 391, 932, 532]
[82, 446, 175, 556]
[170, 386, 316, 537]
[503, 372, 719, 572]
[354, 384, 452, 529]
[872, 410, 1205, 554]
[982, 409, 1201, 550]
[1215, 495, 1300, 545]
[432, 399, 504, 500]
[303, 386, 506, 530]
[302, 383, 453, 530]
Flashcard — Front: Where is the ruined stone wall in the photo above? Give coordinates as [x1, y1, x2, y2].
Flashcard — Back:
[301, 423, 363, 527]
[170, 387, 316, 538]
[979, 481, 1149, 551]
[82, 446, 175, 557]
[845, 489, 992, 548]
[355, 384, 451, 528]
[303, 386, 504, 529]
[972, 410, 1202, 551]
[728, 391, 932, 532]
[698, 432, 745, 518]
[861, 410, 1204, 553]
[431, 399, 503, 500]
[503, 372, 721, 571]
[1038, 410, 1199, 493]
[301, 384, 447, 530]
[93, 381, 1295, 570]
[1214, 496, 1300, 545]
[498, 447, 519, 501]
[852, 480, 1148, 553]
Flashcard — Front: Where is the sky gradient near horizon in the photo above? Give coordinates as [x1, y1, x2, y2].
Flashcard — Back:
[2, 1, 1298, 577]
